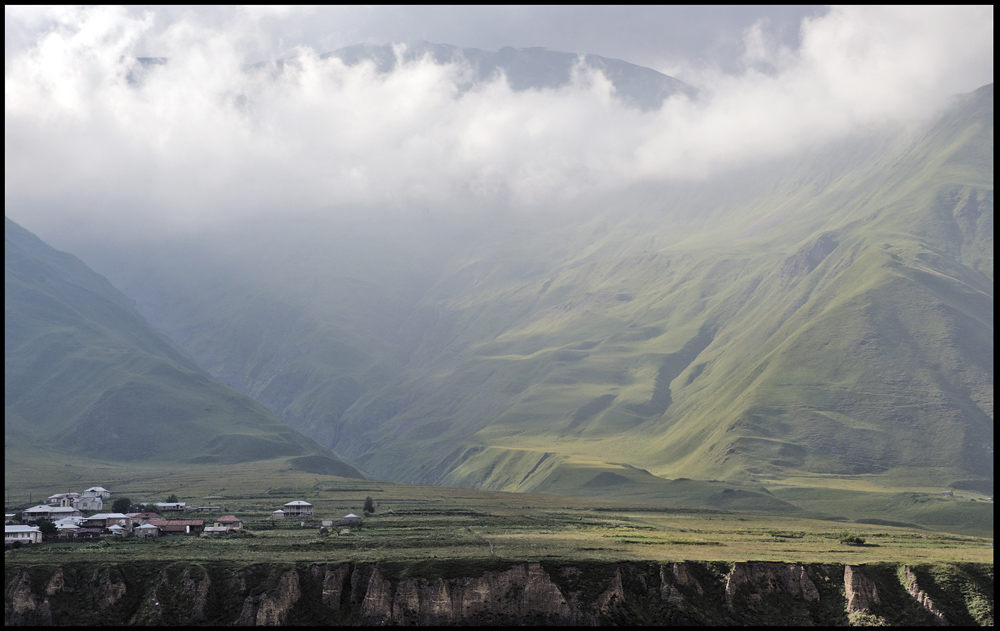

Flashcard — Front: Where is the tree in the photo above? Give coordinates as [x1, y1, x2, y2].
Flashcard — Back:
[37, 519, 57, 537]
[112, 497, 131, 514]
[363, 496, 375, 515]
[166, 493, 179, 503]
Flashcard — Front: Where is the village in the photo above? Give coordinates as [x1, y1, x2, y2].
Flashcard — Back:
[4, 485, 367, 547]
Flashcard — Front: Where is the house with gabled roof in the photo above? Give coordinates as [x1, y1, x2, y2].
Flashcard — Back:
[127, 512, 164, 525]
[135, 523, 160, 538]
[22, 505, 58, 523]
[22, 505, 82, 522]
[73, 493, 103, 512]
[214, 515, 243, 531]
[46, 492, 80, 507]
[5, 525, 42, 545]
[84, 513, 132, 533]
[84, 486, 111, 500]
[282, 501, 314, 518]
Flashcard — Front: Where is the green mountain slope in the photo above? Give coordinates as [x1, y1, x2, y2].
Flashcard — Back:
[4, 217, 364, 477]
[328, 84, 992, 492]
[48, 85, 992, 529]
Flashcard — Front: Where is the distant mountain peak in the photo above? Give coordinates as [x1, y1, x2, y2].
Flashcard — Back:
[320, 41, 697, 111]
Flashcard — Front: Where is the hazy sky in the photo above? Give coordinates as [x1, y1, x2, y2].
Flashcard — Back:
[4, 5, 995, 239]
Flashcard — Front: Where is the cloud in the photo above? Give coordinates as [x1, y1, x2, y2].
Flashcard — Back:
[4, 6, 994, 237]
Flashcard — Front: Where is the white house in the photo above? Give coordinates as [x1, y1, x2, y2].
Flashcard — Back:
[154, 502, 186, 513]
[84, 486, 112, 500]
[271, 509, 285, 520]
[47, 506, 83, 520]
[282, 501, 314, 518]
[6, 525, 42, 545]
[46, 492, 80, 507]
[21, 505, 57, 523]
[73, 493, 103, 512]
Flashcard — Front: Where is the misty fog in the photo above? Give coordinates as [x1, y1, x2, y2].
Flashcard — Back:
[5, 6, 993, 248]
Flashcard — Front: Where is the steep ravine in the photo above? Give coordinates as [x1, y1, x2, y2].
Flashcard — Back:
[5, 560, 992, 626]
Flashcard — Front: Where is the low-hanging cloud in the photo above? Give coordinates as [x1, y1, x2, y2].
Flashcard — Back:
[4, 5, 994, 237]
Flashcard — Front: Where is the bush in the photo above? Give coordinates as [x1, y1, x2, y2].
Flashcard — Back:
[364, 496, 376, 515]
[838, 530, 866, 546]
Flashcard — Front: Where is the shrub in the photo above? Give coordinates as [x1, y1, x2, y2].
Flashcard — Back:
[838, 530, 866, 546]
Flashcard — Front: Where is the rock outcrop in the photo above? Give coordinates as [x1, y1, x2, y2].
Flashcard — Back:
[4, 560, 992, 626]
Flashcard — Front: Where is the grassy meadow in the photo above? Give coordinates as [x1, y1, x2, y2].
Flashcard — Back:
[5, 460, 992, 567]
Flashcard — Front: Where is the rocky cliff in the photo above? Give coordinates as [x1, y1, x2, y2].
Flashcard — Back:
[5, 560, 993, 626]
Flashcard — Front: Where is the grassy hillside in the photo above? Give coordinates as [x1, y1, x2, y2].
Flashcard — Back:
[4, 218, 364, 477]
[331, 85, 992, 494]
[49, 85, 993, 531]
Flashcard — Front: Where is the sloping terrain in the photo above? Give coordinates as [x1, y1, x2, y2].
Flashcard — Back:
[4, 217, 364, 477]
[48, 85, 993, 525]
[330, 84, 993, 493]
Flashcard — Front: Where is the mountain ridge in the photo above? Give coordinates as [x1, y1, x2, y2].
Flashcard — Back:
[4, 216, 365, 477]
[14, 79, 992, 531]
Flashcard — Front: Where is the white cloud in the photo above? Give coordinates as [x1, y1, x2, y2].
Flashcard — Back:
[4, 6, 994, 237]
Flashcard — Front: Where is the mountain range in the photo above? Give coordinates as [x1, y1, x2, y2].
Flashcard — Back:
[4, 217, 364, 478]
[4, 46, 993, 532]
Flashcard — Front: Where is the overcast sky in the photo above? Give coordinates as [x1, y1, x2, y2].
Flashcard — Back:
[4, 5, 995, 239]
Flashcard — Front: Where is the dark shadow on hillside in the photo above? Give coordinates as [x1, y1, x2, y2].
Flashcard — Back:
[627, 327, 714, 417]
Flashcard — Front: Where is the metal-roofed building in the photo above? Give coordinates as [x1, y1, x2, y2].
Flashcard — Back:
[6, 525, 42, 545]
[282, 501, 314, 518]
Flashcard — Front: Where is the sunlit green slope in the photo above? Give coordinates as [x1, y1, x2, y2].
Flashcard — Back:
[51, 85, 992, 521]
[4, 217, 364, 477]
[332, 84, 992, 494]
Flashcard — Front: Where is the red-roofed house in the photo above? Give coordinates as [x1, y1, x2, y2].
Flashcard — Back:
[213, 515, 243, 531]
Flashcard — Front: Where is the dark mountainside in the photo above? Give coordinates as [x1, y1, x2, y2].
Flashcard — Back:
[4, 217, 364, 477]
[13, 43, 993, 532]
[5, 560, 993, 626]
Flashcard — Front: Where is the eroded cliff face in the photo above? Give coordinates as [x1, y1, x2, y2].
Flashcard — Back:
[5, 560, 993, 626]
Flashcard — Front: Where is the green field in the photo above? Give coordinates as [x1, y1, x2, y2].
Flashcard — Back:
[5, 464, 992, 567]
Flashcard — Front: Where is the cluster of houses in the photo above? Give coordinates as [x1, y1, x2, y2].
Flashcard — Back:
[6, 492, 363, 546]
[4, 486, 244, 546]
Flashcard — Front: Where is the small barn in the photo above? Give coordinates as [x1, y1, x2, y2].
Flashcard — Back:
[149, 520, 204, 535]
[335, 513, 363, 528]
